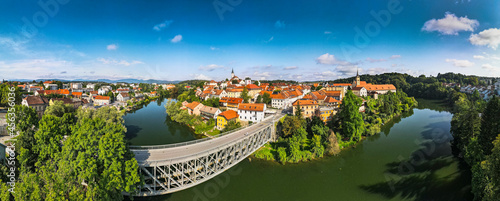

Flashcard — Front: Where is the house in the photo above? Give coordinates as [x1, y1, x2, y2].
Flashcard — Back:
[22, 96, 49, 117]
[244, 77, 252, 85]
[98, 88, 109, 95]
[200, 106, 221, 119]
[317, 106, 336, 123]
[71, 83, 82, 89]
[28, 86, 43, 93]
[72, 92, 83, 98]
[352, 86, 367, 97]
[17, 85, 27, 91]
[292, 99, 319, 119]
[219, 97, 229, 107]
[245, 84, 261, 99]
[217, 110, 239, 130]
[94, 96, 111, 106]
[45, 84, 58, 90]
[226, 98, 244, 111]
[324, 96, 341, 108]
[271, 92, 291, 109]
[116, 93, 130, 102]
[186, 101, 203, 116]
[226, 88, 243, 98]
[150, 91, 158, 97]
[237, 103, 266, 122]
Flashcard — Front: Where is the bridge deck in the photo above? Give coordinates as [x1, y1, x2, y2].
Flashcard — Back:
[132, 114, 282, 165]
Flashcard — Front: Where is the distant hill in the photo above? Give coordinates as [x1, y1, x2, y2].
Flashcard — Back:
[5, 78, 183, 84]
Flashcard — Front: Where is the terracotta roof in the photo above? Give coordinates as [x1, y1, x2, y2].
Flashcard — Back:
[24, 96, 49, 105]
[332, 83, 351, 86]
[119, 92, 129, 97]
[186, 101, 201, 110]
[43, 81, 53, 84]
[227, 98, 243, 104]
[325, 96, 340, 103]
[219, 97, 229, 103]
[117, 88, 129, 91]
[293, 99, 318, 106]
[95, 95, 110, 100]
[59, 89, 70, 95]
[245, 84, 260, 90]
[324, 90, 342, 97]
[51, 98, 74, 104]
[363, 84, 396, 91]
[270, 93, 288, 99]
[72, 92, 83, 97]
[238, 103, 265, 112]
[352, 86, 365, 90]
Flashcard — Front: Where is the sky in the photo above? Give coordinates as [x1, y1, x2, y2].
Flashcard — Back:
[0, 0, 499, 81]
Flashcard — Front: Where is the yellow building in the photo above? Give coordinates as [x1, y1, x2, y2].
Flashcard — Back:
[292, 99, 319, 119]
[217, 110, 239, 130]
[318, 107, 336, 123]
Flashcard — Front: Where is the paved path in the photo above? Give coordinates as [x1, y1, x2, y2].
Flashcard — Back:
[133, 114, 283, 164]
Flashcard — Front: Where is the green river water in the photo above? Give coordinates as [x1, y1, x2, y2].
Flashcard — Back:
[125, 99, 472, 201]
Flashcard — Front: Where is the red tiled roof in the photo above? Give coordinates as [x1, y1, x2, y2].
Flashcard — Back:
[219, 110, 239, 120]
[293, 99, 318, 106]
[186, 101, 201, 110]
[238, 103, 265, 112]
[72, 92, 83, 97]
[245, 84, 260, 90]
[95, 95, 110, 100]
[24, 96, 49, 105]
[227, 98, 243, 104]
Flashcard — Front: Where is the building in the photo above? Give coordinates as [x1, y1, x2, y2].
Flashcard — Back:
[22, 96, 49, 117]
[94, 96, 111, 106]
[318, 106, 335, 123]
[292, 99, 318, 118]
[117, 93, 130, 102]
[244, 77, 252, 85]
[226, 98, 243, 111]
[352, 86, 367, 97]
[186, 101, 203, 116]
[49, 98, 83, 110]
[324, 96, 341, 108]
[237, 103, 266, 122]
[226, 88, 243, 98]
[351, 69, 396, 95]
[200, 106, 221, 119]
[217, 110, 239, 130]
[71, 83, 82, 89]
[271, 92, 290, 109]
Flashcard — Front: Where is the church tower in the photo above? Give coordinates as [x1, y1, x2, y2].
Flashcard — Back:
[353, 67, 360, 87]
[231, 68, 235, 78]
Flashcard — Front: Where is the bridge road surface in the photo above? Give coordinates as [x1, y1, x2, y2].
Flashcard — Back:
[132, 114, 283, 165]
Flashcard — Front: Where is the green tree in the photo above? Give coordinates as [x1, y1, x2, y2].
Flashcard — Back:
[310, 135, 324, 158]
[277, 147, 287, 165]
[480, 134, 500, 201]
[325, 131, 340, 155]
[44, 100, 75, 117]
[479, 97, 500, 154]
[281, 116, 303, 137]
[338, 90, 365, 141]
[240, 88, 251, 103]
[222, 120, 241, 132]
[262, 93, 272, 105]
[294, 102, 303, 119]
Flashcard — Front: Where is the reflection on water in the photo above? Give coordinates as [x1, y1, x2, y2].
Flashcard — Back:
[124, 99, 196, 145]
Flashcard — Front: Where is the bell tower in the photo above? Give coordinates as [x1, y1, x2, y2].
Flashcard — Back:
[231, 68, 235, 78]
[353, 67, 360, 87]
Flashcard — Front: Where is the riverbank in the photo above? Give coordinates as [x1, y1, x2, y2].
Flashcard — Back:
[253, 91, 418, 164]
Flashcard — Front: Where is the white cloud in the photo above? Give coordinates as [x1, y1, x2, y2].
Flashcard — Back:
[469, 28, 500, 50]
[390, 55, 401, 59]
[274, 20, 286, 29]
[445, 58, 474, 67]
[265, 36, 274, 43]
[314, 71, 338, 80]
[0, 36, 29, 55]
[316, 53, 353, 66]
[199, 64, 224, 71]
[210, 46, 219, 51]
[153, 20, 173, 31]
[107, 44, 118, 50]
[171, 35, 183, 43]
[191, 74, 211, 80]
[366, 57, 387, 63]
[473, 55, 486, 59]
[422, 12, 478, 35]
[97, 58, 143, 66]
[482, 63, 498, 71]
[335, 65, 360, 76]
[366, 67, 389, 75]
[283, 66, 298, 70]
[324, 31, 332, 34]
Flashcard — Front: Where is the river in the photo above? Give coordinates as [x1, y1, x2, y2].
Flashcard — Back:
[126, 99, 472, 201]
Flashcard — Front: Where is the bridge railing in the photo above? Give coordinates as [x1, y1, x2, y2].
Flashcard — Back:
[129, 114, 280, 150]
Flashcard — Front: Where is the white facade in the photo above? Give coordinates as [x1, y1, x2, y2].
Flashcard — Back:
[98, 88, 109, 95]
[72, 83, 83, 89]
[94, 98, 110, 106]
[272, 98, 291, 109]
[238, 104, 266, 122]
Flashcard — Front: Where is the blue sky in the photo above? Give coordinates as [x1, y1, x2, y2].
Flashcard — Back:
[0, 0, 499, 81]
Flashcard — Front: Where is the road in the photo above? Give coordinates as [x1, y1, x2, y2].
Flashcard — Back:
[132, 114, 283, 165]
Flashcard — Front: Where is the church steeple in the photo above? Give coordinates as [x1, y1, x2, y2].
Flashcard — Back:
[231, 68, 235, 78]
[353, 67, 361, 87]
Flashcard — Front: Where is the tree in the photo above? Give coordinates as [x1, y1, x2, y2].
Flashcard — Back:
[256, 95, 262, 103]
[240, 88, 251, 103]
[338, 90, 365, 141]
[277, 147, 287, 165]
[7, 105, 39, 172]
[450, 96, 481, 152]
[262, 93, 271, 105]
[222, 120, 241, 132]
[231, 80, 238, 84]
[480, 134, 500, 201]
[310, 135, 324, 158]
[0, 83, 22, 106]
[325, 131, 340, 155]
[44, 100, 75, 117]
[281, 116, 303, 137]
[479, 96, 500, 154]
[294, 102, 303, 119]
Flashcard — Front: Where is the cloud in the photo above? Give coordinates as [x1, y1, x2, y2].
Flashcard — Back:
[335, 65, 360, 76]
[482, 64, 498, 71]
[60, 71, 67, 74]
[421, 12, 478, 35]
[366, 57, 387, 63]
[210, 46, 219, 51]
[171, 35, 182, 43]
[313, 71, 338, 80]
[274, 20, 286, 29]
[445, 58, 474, 67]
[316, 53, 353, 66]
[390, 55, 401, 59]
[265, 36, 274, 43]
[469, 28, 500, 50]
[365, 67, 390, 75]
[90, 71, 95, 74]
[283, 66, 298, 70]
[0, 36, 30, 55]
[473, 55, 485, 59]
[199, 64, 224, 71]
[153, 20, 173, 31]
[324, 31, 332, 34]
[191, 74, 211, 80]
[107, 44, 118, 50]
[97, 58, 143, 66]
